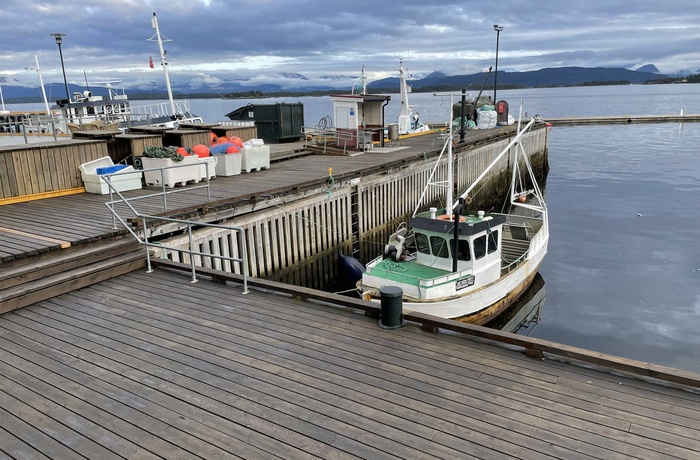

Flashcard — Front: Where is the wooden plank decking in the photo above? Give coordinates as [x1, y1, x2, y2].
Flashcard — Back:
[1, 266, 699, 459]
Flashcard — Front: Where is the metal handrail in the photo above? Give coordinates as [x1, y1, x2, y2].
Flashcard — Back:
[105, 161, 213, 229]
[301, 125, 361, 154]
[100, 168, 249, 293]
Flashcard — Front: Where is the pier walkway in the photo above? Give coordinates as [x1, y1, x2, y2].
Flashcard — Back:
[3, 123, 700, 458]
[1, 265, 699, 459]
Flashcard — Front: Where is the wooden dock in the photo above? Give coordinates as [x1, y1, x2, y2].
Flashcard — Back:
[1, 266, 699, 459]
[546, 113, 700, 126]
[2, 123, 700, 458]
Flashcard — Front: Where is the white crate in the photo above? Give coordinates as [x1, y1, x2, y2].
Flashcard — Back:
[142, 156, 216, 188]
[199, 156, 217, 181]
[241, 146, 270, 173]
[80, 156, 142, 194]
[214, 153, 242, 176]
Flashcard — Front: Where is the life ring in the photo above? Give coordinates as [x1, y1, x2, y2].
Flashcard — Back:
[437, 214, 467, 223]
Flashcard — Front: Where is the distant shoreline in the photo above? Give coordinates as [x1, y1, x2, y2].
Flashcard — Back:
[3, 78, 695, 104]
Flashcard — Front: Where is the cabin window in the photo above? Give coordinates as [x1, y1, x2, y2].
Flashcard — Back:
[415, 233, 430, 254]
[474, 235, 487, 259]
[456, 239, 471, 261]
[488, 230, 499, 254]
[430, 236, 449, 258]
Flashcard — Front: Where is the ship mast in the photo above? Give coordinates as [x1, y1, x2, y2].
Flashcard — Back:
[396, 59, 412, 134]
[148, 12, 177, 116]
[34, 55, 51, 115]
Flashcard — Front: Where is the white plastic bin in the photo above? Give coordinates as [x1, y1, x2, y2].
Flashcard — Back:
[142, 156, 216, 188]
[79, 157, 142, 194]
[241, 145, 270, 173]
[214, 153, 242, 176]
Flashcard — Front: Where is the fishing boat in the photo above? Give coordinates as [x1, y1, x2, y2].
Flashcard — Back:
[358, 102, 549, 323]
[49, 12, 203, 133]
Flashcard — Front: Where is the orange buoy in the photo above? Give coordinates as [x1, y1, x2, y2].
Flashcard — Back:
[226, 145, 240, 153]
[228, 136, 243, 148]
[176, 147, 189, 156]
[436, 214, 467, 223]
[209, 132, 218, 145]
[192, 144, 210, 158]
[216, 136, 229, 144]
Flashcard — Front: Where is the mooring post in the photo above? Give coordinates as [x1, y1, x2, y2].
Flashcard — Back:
[378, 286, 405, 329]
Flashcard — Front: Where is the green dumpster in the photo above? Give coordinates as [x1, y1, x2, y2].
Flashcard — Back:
[225, 102, 304, 143]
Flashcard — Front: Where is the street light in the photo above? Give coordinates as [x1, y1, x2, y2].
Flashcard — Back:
[50, 33, 71, 121]
[493, 24, 503, 104]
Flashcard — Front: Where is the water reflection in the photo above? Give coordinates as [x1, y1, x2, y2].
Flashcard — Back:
[484, 273, 545, 334]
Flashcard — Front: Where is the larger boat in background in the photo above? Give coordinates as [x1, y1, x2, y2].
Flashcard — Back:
[358, 103, 549, 324]
[48, 12, 203, 133]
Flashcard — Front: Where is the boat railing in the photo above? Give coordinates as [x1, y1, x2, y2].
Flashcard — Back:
[217, 120, 255, 128]
[99, 167, 248, 290]
[127, 99, 196, 123]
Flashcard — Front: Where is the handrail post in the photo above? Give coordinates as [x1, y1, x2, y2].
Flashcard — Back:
[188, 224, 197, 283]
[205, 162, 211, 201]
[239, 229, 250, 294]
[159, 168, 166, 210]
[143, 216, 153, 273]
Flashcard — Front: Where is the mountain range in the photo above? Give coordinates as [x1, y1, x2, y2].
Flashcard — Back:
[0, 65, 676, 103]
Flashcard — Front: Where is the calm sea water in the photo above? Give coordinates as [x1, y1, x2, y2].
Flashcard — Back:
[7, 84, 700, 372]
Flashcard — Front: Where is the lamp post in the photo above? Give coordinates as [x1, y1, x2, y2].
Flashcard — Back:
[50, 33, 71, 121]
[493, 24, 503, 104]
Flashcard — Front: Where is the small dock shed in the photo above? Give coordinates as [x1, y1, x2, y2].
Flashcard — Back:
[329, 94, 391, 148]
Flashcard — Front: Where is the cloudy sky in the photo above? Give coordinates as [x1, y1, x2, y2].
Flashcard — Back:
[2, 0, 700, 90]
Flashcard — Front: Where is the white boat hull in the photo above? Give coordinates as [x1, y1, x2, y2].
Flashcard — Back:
[361, 239, 547, 324]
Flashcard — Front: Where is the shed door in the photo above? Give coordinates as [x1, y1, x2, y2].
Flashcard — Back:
[335, 107, 349, 129]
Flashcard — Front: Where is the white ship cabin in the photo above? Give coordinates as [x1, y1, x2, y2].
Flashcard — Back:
[53, 90, 130, 123]
[409, 209, 507, 282]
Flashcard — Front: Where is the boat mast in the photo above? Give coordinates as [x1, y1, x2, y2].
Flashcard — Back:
[454, 116, 537, 210]
[148, 12, 177, 116]
[396, 59, 411, 133]
[34, 55, 51, 115]
[0, 85, 6, 114]
[352, 65, 367, 95]
[446, 95, 453, 212]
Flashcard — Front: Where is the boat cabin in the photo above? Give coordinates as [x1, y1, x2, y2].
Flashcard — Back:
[329, 94, 390, 149]
[409, 209, 506, 279]
[53, 91, 130, 123]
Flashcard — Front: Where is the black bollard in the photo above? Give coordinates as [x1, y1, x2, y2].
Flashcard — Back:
[378, 286, 405, 329]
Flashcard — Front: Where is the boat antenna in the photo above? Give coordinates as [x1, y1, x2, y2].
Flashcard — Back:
[148, 12, 177, 116]
[83, 70, 90, 91]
